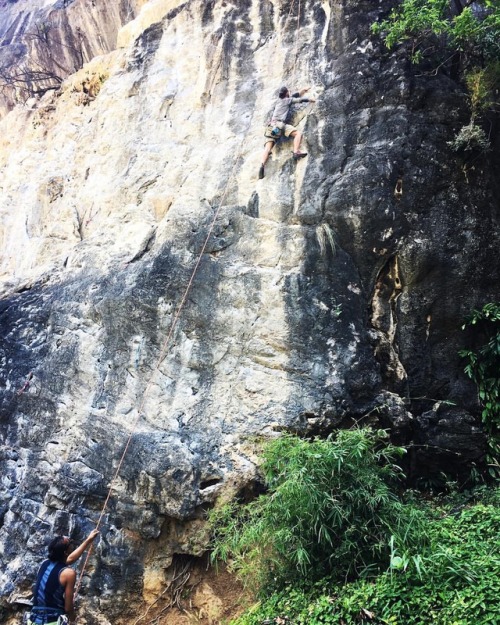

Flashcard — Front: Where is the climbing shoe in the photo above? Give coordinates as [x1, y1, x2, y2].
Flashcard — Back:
[292, 152, 307, 160]
[259, 164, 265, 179]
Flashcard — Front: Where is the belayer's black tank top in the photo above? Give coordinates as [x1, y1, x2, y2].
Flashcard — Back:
[33, 560, 68, 613]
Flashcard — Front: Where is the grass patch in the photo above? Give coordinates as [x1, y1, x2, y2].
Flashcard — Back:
[229, 487, 500, 624]
[209, 431, 500, 624]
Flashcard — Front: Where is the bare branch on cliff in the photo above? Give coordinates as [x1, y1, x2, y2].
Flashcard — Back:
[0, 19, 85, 104]
[0, 60, 64, 100]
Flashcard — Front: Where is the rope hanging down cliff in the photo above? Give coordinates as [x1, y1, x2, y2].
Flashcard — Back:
[74, 130, 248, 598]
[75, 0, 311, 614]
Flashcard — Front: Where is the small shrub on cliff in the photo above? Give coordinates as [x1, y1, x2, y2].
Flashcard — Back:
[448, 121, 490, 152]
[210, 429, 427, 591]
[465, 62, 500, 120]
[371, 0, 451, 63]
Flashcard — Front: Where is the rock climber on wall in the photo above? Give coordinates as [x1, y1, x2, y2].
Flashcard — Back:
[259, 85, 315, 179]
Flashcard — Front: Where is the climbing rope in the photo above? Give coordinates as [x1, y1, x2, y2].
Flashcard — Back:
[74, 132, 248, 598]
[284, 0, 316, 134]
[16, 371, 33, 396]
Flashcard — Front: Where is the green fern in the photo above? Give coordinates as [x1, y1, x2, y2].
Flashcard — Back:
[460, 303, 500, 476]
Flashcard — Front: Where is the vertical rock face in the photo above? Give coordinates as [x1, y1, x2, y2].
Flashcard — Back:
[0, 0, 498, 622]
[0, 0, 145, 116]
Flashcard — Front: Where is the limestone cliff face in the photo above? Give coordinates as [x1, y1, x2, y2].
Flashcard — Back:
[0, 0, 145, 116]
[0, 0, 499, 623]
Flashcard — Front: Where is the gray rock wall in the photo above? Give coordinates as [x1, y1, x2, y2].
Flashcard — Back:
[0, 0, 499, 622]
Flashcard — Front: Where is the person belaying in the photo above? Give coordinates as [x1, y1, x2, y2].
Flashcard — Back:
[259, 86, 316, 179]
[28, 529, 99, 625]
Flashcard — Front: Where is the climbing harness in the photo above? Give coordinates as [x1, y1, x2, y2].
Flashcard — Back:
[27, 608, 67, 625]
[264, 121, 285, 141]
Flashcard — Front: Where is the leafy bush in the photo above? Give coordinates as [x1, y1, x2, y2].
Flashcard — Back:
[371, 1, 500, 130]
[228, 487, 500, 625]
[371, 0, 451, 62]
[448, 121, 490, 152]
[465, 62, 500, 120]
[372, 0, 500, 65]
[210, 429, 427, 591]
[460, 303, 500, 474]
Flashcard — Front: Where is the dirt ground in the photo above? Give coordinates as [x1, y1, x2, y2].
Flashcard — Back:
[132, 557, 255, 625]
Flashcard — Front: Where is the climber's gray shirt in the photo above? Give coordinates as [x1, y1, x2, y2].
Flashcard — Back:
[271, 94, 309, 122]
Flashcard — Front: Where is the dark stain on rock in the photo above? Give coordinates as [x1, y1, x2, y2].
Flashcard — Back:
[127, 21, 164, 70]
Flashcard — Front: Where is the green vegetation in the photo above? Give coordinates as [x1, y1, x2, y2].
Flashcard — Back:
[227, 488, 500, 624]
[460, 303, 500, 475]
[372, 0, 500, 66]
[371, 0, 500, 151]
[210, 430, 500, 624]
[210, 430, 427, 591]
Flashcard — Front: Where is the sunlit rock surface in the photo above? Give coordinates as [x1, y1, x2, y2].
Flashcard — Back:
[0, 0, 498, 623]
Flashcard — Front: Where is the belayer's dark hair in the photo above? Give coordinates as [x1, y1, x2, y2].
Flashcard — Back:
[48, 536, 69, 563]
[278, 86, 289, 98]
